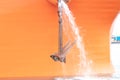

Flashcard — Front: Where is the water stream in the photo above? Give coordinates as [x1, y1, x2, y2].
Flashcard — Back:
[60, 0, 92, 75]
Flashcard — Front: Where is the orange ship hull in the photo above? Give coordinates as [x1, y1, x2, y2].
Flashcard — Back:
[0, 0, 120, 77]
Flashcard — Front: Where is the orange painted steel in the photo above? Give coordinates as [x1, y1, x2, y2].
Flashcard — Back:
[0, 0, 120, 77]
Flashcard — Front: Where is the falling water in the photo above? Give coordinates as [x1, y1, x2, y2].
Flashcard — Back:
[60, 0, 91, 75]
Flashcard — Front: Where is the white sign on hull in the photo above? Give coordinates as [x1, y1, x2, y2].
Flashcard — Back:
[110, 11, 120, 74]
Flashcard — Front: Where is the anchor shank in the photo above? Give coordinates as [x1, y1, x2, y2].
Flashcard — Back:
[58, 0, 63, 54]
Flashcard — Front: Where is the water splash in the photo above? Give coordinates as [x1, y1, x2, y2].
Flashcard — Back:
[61, 0, 92, 75]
